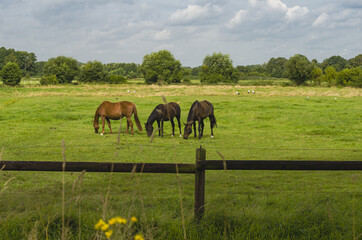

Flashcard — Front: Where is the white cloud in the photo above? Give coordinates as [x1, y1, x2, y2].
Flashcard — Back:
[154, 29, 171, 40]
[312, 13, 329, 27]
[225, 10, 247, 29]
[170, 4, 210, 23]
[266, 0, 287, 12]
[286, 6, 309, 21]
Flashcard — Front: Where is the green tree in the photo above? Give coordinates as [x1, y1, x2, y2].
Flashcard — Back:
[323, 66, 337, 86]
[43, 56, 79, 84]
[79, 60, 108, 83]
[321, 55, 347, 72]
[348, 54, 362, 68]
[140, 50, 182, 84]
[200, 52, 238, 83]
[0, 62, 23, 86]
[336, 67, 362, 87]
[311, 67, 323, 86]
[266, 57, 287, 78]
[285, 54, 314, 86]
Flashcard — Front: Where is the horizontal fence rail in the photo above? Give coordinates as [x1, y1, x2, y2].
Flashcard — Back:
[1, 147, 361, 219]
[0, 161, 196, 173]
[199, 160, 362, 171]
[1, 160, 361, 172]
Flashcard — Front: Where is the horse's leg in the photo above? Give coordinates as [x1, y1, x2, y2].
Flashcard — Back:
[193, 121, 197, 138]
[209, 116, 214, 138]
[106, 118, 112, 134]
[200, 119, 204, 138]
[126, 120, 130, 134]
[177, 116, 182, 137]
[128, 117, 134, 135]
[170, 118, 175, 137]
[161, 120, 164, 137]
[101, 116, 106, 135]
[157, 121, 161, 136]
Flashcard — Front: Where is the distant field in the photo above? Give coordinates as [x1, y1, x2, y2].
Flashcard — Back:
[0, 83, 361, 239]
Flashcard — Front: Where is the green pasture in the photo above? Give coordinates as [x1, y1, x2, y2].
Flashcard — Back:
[0, 83, 361, 239]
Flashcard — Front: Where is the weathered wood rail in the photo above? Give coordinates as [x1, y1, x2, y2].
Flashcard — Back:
[1, 147, 361, 219]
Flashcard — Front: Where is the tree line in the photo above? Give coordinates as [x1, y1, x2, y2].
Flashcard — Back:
[0, 46, 361, 87]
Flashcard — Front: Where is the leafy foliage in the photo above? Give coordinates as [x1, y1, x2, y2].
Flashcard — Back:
[336, 67, 362, 87]
[140, 50, 183, 84]
[43, 56, 79, 84]
[78, 61, 108, 83]
[108, 74, 127, 84]
[200, 52, 238, 83]
[0, 47, 37, 76]
[40, 74, 58, 85]
[0, 62, 23, 86]
[321, 55, 348, 71]
[266, 57, 287, 78]
[285, 54, 314, 85]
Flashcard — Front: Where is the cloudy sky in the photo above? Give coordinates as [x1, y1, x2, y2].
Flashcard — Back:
[1, 0, 361, 67]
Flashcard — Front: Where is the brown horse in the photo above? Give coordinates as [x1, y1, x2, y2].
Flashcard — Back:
[93, 101, 142, 135]
[145, 102, 182, 137]
[183, 100, 217, 139]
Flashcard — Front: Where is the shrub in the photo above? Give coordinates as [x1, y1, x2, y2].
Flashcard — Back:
[108, 75, 127, 84]
[40, 74, 58, 85]
[0, 62, 23, 86]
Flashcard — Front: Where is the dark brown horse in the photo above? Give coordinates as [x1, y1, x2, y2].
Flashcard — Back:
[183, 100, 216, 139]
[93, 101, 142, 135]
[145, 102, 181, 137]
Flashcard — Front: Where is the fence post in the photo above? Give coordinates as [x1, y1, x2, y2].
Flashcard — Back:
[194, 147, 206, 220]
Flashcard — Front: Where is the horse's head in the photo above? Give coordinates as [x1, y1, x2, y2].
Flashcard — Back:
[183, 122, 193, 139]
[145, 123, 154, 137]
[93, 121, 99, 133]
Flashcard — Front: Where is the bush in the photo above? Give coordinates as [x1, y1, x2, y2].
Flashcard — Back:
[107, 75, 126, 84]
[0, 62, 23, 86]
[40, 74, 58, 85]
[336, 67, 362, 87]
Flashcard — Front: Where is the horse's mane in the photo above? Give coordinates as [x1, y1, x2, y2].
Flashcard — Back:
[187, 101, 200, 122]
[147, 104, 163, 124]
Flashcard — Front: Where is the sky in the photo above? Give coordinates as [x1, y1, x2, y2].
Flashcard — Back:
[0, 0, 361, 67]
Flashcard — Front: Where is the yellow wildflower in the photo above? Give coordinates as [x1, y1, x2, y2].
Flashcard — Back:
[101, 223, 110, 231]
[134, 234, 144, 240]
[108, 218, 117, 225]
[116, 217, 127, 224]
[131, 216, 138, 223]
[94, 219, 106, 230]
[105, 230, 113, 239]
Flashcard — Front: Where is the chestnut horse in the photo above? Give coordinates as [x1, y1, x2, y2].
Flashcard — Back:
[145, 102, 181, 137]
[183, 100, 217, 139]
[93, 101, 142, 135]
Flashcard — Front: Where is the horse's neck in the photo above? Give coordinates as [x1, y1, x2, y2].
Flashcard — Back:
[147, 110, 158, 125]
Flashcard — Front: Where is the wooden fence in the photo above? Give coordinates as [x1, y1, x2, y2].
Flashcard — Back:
[1, 147, 361, 219]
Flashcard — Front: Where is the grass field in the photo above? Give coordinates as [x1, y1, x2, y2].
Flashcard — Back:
[0, 83, 361, 239]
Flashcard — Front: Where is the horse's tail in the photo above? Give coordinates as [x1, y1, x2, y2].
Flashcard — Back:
[133, 104, 143, 131]
[211, 114, 217, 128]
[210, 103, 217, 128]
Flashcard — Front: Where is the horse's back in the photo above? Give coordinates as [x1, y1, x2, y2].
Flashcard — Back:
[167, 102, 181, 117]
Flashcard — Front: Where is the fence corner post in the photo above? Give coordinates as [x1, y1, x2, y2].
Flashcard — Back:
[194, 147, 206, 220]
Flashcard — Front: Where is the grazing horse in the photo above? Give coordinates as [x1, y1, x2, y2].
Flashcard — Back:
[183, 100, 217, 139]
[145, 102, 182, 137]
[93, 101, 142, 135]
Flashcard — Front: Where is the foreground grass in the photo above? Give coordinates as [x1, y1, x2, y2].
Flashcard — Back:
[0, 83, 361, 239]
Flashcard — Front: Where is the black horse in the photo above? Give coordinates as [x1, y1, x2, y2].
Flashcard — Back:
[145, 102, 182, 137]
[183, 100, 217, 139]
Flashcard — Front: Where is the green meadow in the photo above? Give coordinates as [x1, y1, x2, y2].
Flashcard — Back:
[0, 83, 361, 239]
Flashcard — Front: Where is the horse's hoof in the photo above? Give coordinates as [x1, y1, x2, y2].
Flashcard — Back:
[171, 135, 174, 137]
[211, 135, 214, 138]
[179, 134, 182, 138]
[100, 133, 104, 136]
